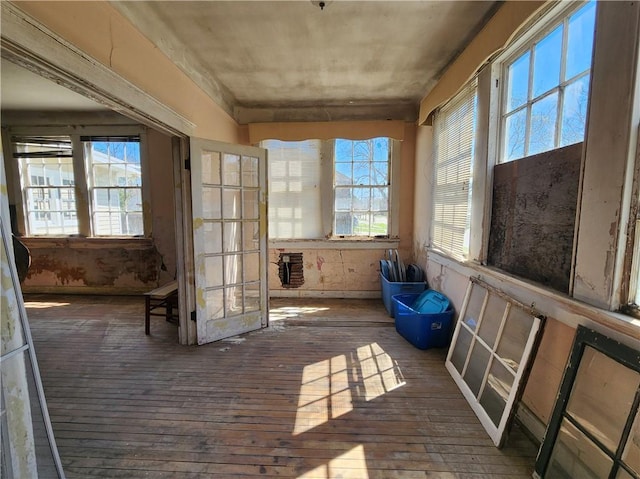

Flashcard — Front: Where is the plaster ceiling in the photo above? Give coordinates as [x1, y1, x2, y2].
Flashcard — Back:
[1, 1, 499, 123]
[112, 0, 499, 123]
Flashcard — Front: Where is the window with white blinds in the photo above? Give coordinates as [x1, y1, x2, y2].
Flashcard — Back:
[431, 80, 478, 260]
[264, 139, 323, 239]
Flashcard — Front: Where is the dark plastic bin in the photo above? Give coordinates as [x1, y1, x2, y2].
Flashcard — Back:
[392, 293, 454, 349]
[380, 273, 427, 317]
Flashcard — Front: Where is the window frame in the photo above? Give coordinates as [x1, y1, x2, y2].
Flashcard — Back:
[6, 126, 150, 239]
[494, 0, 595, 164]
[263, 137, 401, 242]
[332, 137, 392, 238]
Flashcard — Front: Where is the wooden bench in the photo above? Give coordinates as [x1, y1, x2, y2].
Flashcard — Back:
[144, 280, 178, 335]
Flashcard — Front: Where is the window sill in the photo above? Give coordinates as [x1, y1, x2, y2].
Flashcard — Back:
[427, 249, 640, 347]
[270, 238, 400, 250]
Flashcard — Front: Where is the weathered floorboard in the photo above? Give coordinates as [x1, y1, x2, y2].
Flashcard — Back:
[26, 295, 538, 478]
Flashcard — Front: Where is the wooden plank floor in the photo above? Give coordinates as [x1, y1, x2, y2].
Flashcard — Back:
[25, 295, 539, 479]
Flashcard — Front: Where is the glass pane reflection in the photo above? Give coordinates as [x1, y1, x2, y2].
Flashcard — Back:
[547, 419, 613, 479]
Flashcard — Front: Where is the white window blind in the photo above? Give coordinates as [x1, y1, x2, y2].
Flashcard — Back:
[264, 139, 323, 239]
[431, 80, 478, 260]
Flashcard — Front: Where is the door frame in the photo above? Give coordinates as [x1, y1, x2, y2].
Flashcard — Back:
[1, 2, 203, 345]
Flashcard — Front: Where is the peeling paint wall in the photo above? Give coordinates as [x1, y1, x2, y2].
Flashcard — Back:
[21, 237, 163, 294]
[269, 248, 395, 297]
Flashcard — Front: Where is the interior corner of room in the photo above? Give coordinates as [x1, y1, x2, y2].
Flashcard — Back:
[2, 0, 640, 478]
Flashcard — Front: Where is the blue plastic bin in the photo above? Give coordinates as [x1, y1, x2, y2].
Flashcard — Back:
[380, 273, 426, 317]
[392, 292, 454, 349]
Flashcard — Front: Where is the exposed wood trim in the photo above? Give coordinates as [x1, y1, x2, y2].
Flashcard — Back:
[572, 1, 640, 309]
[0, 1, 195, 138]
[428, 250, 640, 347]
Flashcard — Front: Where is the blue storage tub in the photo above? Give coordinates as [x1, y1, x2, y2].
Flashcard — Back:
[380, 273, 426, 317]
[392, 292, 454, 349]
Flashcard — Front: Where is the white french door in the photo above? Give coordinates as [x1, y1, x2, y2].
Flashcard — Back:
[190, 138, 268, 345]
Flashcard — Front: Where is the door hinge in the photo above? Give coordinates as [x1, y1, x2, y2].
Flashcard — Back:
[191, 310, 197, 322]
[184, 158, 191, 171]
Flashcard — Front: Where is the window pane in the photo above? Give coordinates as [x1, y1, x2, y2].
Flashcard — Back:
[223, 153, 241, 186]
[335, 139, 353, 162]
[205, 256, 223, 287]
[504, 109, 527, 161]
[561, 75, 590, 147]
[450, 325, 473, 374]
[495, 307, 534, 372]
[371, 187, 388, 213]
[334, 138, 390, 238]
[353, 187, 370, 211]
[203, 222, 223, 254]
[85, 139, 143, 237]
[477, 293, 507, 349]
[243, 222, 259, 251]
[353, 161, 371, 184]
[202, 151, 221, 185]
[335, 212, 356, 235]
[372, 137, 389, 161]
[224, 254, 242, 285]
[463, 284, 486, 331]
[241, 156, 259, 187]
[529, 92, 558, 156]
[244, 252, 260, 283]
[335, 162, 353, 184]
[506, 51, 530, 111]
[566, 2, 596, 80]
[222, 188, 242, 219]
[223, 221, 242, 253]
[463, 341, 491, 397]
[622, 409, 640, 474]
[479, 358, 515, 427]
[532, 25, 563, 98]
[224, 285, 243, 316]
[15, 136, 78, 235]
[371, 162, 389, 185]
[264, 140, 322, 239]
[547, 419, 614, 479]
[565, 346, 640, 453]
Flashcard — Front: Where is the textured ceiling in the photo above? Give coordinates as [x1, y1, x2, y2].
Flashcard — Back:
[112, 1, 498, 123]
[0, 1, 498, 123]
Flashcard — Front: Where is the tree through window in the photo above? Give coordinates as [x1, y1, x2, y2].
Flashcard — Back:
[334, 138, 390, 237]
[502, 1, 596, 162]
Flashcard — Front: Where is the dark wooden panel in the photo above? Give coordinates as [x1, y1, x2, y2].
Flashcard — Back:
[488, 143, 582, 292]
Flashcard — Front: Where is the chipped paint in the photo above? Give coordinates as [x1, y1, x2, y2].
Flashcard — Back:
[22, 238, 162, 292]
[316, 256, 325, 271]
[196, 287, 206, 308]
[1, 227, 38, 477]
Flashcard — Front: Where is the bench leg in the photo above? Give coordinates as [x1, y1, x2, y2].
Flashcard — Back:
[145, 295, 151, 335]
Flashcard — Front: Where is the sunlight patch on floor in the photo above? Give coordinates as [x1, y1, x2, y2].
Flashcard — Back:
[293, 343, 405, 435]
[269, 306, 331, 322]
[297, 445, 369, 479]
[23, 301, 70, 309]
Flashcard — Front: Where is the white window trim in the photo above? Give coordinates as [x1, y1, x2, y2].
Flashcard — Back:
[265, 138, 401, 244]
[5, 125, 150, 238]
[490, 0, 593, 165]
